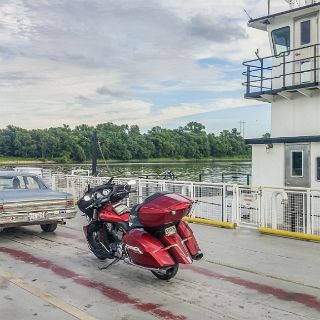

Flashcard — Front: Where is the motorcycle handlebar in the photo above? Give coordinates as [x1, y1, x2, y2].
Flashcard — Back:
[86, 187, 133, 209]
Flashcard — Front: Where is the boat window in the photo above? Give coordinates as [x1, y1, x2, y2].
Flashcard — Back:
[317, 158, 320, 181]
[271, 27, 290, 56]
[292, 151, 303, 177]
[301, 20, 311, 46]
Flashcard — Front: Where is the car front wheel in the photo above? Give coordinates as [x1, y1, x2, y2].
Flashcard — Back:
[40, 223, 58, 232]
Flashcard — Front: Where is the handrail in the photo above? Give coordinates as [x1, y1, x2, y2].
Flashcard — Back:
[243, 43, 320, 65]
[243, 43, 320, 95]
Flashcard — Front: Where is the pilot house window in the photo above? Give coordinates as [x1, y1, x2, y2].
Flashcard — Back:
[272, 27, 290, 56]
[292, 151, 303, 177]
[301, 20, 311, 46]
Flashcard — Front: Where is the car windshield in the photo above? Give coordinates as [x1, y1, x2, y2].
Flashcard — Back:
[0, 175, 47, 191]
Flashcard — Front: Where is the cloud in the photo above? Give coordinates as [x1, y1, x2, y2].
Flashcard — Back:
[96, 86, 128, 98]
[188, 15, 248, 42]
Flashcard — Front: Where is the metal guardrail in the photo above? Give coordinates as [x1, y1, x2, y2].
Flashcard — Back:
[52, 174, 320, 237]
[243, 43, 320, 97]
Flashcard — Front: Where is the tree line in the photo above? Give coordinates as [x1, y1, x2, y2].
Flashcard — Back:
[0, 122, 250, 162]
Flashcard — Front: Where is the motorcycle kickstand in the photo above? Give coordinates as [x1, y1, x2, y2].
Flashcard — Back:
[99, 258, 120, 270]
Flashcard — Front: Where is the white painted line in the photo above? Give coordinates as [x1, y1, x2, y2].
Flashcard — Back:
[0, 269, 97, 320]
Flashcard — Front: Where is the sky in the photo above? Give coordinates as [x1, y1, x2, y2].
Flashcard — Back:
[0, 0, 290, 137]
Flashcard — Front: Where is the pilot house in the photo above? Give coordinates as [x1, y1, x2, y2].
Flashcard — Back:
[244, 0, 320, 189]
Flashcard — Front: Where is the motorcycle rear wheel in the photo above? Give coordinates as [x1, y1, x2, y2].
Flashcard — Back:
[86, 223, 114, 260]
[151, 264, 179, 280]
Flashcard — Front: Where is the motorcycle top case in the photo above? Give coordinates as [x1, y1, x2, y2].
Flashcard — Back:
[137, 192, 192, 227]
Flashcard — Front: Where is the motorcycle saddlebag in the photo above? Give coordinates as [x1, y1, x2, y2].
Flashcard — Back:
[122, 229, 175, 268]
[177, 220, 200, 257]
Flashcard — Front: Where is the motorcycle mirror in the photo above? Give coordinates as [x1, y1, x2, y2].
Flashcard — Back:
[104, 177, 114, 185]
[127, 180, 136, 186]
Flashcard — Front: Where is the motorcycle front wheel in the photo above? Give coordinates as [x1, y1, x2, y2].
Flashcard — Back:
[86, 223, 114, 260]
[151, 264, 179, 280]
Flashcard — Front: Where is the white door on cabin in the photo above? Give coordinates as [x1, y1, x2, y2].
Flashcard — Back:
[294, 15, 318, 85]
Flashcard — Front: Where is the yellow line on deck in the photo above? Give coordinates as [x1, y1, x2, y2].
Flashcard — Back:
[258, 227, 320, 241]
[183, 217, 236, 229]
[0, 269, 97, 320]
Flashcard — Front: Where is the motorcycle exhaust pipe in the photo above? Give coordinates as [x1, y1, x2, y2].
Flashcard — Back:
[192, 252, 203, 261]
[124, 258, 170, 274]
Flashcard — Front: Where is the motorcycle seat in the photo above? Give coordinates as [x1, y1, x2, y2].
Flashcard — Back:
[129, 204, 144, 228]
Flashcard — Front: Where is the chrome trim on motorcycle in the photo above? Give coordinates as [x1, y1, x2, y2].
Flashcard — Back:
[125, 244, 143, 255]
[162, 243, 193, 264]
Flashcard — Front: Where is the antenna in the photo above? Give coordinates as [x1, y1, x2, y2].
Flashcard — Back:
[243, 9, 252, 20]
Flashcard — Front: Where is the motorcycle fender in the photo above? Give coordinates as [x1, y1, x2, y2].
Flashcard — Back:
[123, 229, 175, 268]
[160, 233, 192, 264]
[177, 220, 201, 257]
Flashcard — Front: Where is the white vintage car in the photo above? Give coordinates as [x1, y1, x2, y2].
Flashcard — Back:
[0, 171, 76, 232]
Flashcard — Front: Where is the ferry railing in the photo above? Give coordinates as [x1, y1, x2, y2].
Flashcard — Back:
[243, 43, 320, 97]
[52, 174, 320, 237]
[52, 174, 237, 224]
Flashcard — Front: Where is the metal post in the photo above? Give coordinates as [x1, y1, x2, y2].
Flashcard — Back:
[190, 182, 195, 218]
[260, 59, 263, 92]
[314, 44, 317, 83]
[268, 0, 270, 16]
[306, 189, 311, 234]
[92, 129, 98, 176]
[231, 185, 238, 224]
[51, 174, 56, 191]
[66, 176, 69, 193]
[283, 54, 286, 88]
[246, 65, 250, 95]
[221, 184, 226, 222]
[138, 179, 143, 203]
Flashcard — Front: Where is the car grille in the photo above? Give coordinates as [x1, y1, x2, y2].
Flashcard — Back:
[2, 199, 67, 214]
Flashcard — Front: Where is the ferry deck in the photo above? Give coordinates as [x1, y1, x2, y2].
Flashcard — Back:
[1, 213, 319, 320]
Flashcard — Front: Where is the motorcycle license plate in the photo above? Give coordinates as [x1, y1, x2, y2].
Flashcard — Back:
[165, 225, 176, 236]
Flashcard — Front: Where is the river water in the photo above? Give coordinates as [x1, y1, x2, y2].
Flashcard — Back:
[26, 161, 252, 184]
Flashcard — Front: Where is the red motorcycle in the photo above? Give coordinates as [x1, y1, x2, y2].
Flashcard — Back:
[78, 178, 203, 280]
